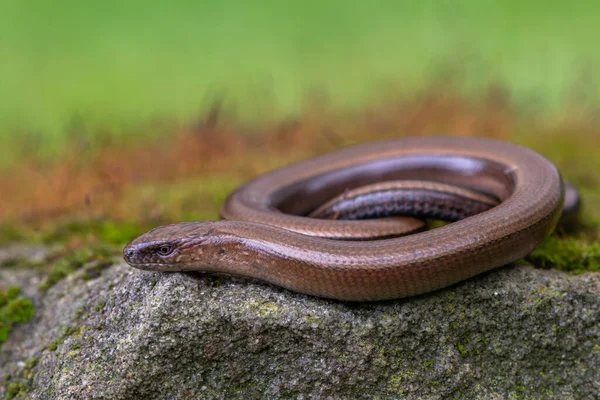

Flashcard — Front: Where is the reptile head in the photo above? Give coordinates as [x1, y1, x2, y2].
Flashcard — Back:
[123, 221, 226, 271]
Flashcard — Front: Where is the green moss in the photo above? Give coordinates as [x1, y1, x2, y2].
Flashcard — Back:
[72, 306, 86, 320]
[4, 286, 21, 300]
[2, 357, 38, 399]
[23, 358, 38, 380]
[47, 338, 62, 352]
[527, 235, 600, 273]
[4, 381, 27, 400]
[67, 349, 80, 357]
[39, 261, 78, 290]
[0, 297, 35, 323]
[520, 284, 565, 314]
[64, 325, 83, 337]
[94, 302, 106, 312]
[0, 286, 35, 345]
[306, 314, 322, 327]
[3, 222, 124, 291]
[46, 325, 84, 352]
[38, 246, 114, 290]
[245, 298, 285, 317]
[24, 358, 38, 369]
[387, 370, 415, 395]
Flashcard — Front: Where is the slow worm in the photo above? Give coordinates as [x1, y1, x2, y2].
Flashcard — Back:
[124, 136, 579, 301]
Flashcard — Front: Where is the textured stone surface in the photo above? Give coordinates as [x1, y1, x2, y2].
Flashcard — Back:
[1, 255, 599, 399]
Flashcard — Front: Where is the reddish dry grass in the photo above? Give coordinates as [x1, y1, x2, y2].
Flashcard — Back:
[2, 88, 593, 226]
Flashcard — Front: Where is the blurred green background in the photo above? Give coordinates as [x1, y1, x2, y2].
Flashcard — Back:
[2, 0, 600, 165]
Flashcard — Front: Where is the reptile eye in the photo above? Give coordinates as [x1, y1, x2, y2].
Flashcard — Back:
[156, 245, 174, 257]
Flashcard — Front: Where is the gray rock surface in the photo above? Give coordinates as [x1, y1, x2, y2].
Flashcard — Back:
[1, 253, 599, 400]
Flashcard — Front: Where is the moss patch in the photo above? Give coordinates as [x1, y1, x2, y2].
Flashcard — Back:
[0, 286, 35, 345]
[527, 235, 600, 273]
[36, 244, 116, 291]
[46, 325, 84, 352]
[2, 357, 38, 400]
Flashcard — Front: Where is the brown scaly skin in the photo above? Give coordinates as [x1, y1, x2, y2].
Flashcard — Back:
[124, 136, 579, 301]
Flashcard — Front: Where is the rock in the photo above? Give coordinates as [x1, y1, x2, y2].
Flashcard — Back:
[1, 257, 599, 399]
[0, 244, 48, 266]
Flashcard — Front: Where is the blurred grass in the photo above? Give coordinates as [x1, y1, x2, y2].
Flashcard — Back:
[2, 0, 600, 166]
